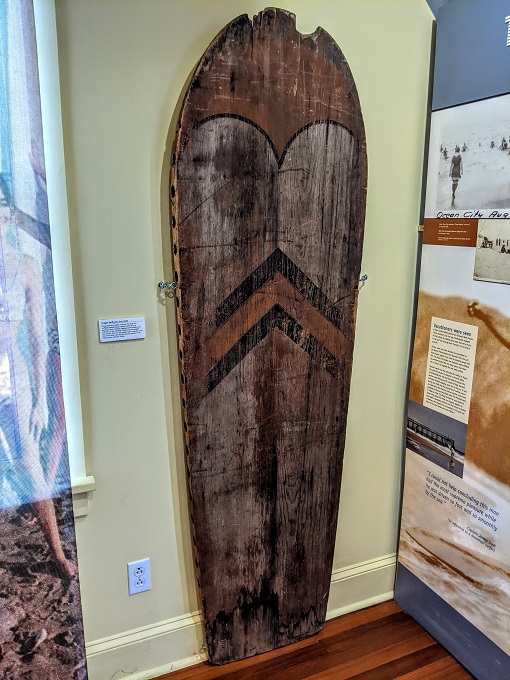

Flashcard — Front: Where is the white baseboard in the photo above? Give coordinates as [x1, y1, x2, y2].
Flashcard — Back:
[85, 553, 396, 680]
[326, 553, 397, 620]
[85, 611, 206, 680]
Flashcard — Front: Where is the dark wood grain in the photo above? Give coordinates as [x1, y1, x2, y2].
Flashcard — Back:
[171, 7, 367, 665]
[156, 603, 474, 679]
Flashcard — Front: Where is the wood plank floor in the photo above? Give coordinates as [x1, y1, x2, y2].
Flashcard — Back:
[159, 601, 474, 680]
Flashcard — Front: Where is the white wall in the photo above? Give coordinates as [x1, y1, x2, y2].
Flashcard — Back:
[55, 1, 434, 678]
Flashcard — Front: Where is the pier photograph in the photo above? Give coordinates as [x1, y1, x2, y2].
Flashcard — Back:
[406, 400, 467, 478]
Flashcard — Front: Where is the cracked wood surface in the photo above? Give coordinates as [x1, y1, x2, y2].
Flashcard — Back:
[171, 7, 367, 665]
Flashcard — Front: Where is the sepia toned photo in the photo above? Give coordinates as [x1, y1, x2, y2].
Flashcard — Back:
[399, 451, 510, 658]
[474, 219, 510, 284]
[399, 241, 510, 658]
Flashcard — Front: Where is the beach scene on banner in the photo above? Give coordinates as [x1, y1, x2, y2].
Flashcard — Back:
[399, 241, 510, 656]
[475, 219, 510, 284]
[0, 2, 87, 677]
[425, 94, 510, 216]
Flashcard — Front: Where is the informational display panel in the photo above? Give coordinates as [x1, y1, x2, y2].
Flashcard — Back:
[397, 218, 510, 678]
[395, 2, 510, 678]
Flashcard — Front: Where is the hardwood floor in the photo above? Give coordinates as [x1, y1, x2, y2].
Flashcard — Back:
[158, 601, 474, 679]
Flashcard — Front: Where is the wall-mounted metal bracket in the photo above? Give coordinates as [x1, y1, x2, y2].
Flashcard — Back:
[158, 280, 178, 291]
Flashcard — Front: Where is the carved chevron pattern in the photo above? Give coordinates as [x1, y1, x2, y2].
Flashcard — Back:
[215, 248, 345, 331]
[205, 249, 351, 393]
[206, 304, 342, 393]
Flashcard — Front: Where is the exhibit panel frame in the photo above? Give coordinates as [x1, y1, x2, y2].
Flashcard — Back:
[423, 0, 510, 220]
[396, 2, 510, 677]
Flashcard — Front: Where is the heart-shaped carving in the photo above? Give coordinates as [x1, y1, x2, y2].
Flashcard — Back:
[178, 116, 361, 387]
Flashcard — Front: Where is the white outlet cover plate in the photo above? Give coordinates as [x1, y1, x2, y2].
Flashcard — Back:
[127, 558, 151, 595]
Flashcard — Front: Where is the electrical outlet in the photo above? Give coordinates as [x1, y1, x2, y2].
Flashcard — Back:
[127, 558, 151, 595]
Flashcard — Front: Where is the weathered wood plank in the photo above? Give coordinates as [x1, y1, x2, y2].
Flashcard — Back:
[171, 7, 367, 664]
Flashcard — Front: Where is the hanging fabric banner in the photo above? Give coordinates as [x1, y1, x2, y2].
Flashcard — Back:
[0, 1, 87, 677]
[395, 2, 510, 678]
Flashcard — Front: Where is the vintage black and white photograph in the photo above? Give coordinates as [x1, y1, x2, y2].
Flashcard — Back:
[407, 400, 467, 478]
[474, 219, 510, 284]
[425, 94, 510, 215]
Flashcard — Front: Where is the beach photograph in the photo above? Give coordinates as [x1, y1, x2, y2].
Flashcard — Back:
[426, 94, 510, 214]
[0, 492, 87, 679]
[474, 219, 510, 283]
[399, 451, 510, 657]
[0, 3, 88, 676]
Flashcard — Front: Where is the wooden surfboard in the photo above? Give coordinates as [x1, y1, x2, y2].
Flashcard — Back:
[171, 8, 367, 665]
